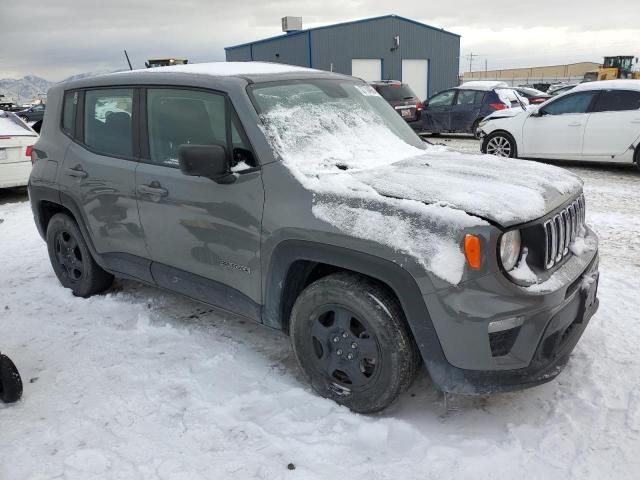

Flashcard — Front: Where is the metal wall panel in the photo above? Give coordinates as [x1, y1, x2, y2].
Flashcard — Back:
[225, 16, 460, 96]
[225, 45, 252, 62]
[248, 33, 310, 68]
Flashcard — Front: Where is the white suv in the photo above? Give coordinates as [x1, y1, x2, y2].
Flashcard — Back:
[478, 80, 640, 166]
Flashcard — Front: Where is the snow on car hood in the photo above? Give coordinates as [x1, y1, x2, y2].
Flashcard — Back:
[260, 103, 582, 284]
[352, 149, 583, 227]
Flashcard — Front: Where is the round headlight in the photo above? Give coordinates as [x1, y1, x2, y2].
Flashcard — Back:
[499, 230, 521, 271]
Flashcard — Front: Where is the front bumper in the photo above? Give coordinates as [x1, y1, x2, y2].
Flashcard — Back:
[421, 230, 599, 395]
[431, 261, 598, 394]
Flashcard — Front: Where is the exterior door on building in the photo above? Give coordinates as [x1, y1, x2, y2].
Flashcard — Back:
[351, 59, 382, 82]
[402, 59, 429, 101]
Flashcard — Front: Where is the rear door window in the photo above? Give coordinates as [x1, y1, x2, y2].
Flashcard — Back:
[591, 90, 640, 112]
[428, 90, 455, 107]
[541, 92, 597, 115]
[83, 89, 134, 157]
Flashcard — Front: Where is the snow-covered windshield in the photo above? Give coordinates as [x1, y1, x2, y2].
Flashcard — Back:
[250, 79, 426, 174]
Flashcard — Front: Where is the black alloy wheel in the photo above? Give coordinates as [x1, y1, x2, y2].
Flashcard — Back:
[309, 305, 381, 393]
[53, 229, 85, 283]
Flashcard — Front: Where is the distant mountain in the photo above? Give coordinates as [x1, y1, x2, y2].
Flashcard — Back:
[0, 70, 117, 105]
[0, 75, 53, 105]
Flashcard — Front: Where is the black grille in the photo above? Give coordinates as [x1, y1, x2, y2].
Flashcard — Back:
[542, 195, 586, 269]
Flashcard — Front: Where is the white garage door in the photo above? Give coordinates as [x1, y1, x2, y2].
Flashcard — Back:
[351, 59, 382, 82]
[402, 59, 429, 101]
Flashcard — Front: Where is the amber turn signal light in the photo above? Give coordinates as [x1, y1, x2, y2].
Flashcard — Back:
[464, 234, 482, 270]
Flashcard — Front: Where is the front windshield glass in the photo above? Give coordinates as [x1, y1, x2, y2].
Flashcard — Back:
[248, 79, 426, 174]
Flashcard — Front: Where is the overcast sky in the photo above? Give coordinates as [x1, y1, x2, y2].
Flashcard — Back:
[1, 1, 639, 81]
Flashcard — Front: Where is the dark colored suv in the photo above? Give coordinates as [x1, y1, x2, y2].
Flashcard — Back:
[28, 63, 599, 413]
[422, 82, 525, 137]
[18, 103, 46, 122]
[370, 81, 422, 130]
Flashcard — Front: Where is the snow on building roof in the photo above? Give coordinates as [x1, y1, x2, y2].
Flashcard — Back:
[458, 81, 510, 91]
[572, 79, 640, 92]
[124, 62, 318, 77]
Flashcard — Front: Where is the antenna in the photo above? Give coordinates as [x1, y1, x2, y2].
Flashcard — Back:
[124, 50, 133, 70]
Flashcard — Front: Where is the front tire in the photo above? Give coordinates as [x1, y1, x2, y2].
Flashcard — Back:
[482, 131, 518, 158]
[46, 213, 114, 297]
[290, 272, 420, 413]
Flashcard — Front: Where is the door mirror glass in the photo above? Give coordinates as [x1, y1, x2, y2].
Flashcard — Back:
[178, 144, 228, 180]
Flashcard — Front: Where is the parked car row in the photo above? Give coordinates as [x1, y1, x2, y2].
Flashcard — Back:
[376, 80, 528, 137]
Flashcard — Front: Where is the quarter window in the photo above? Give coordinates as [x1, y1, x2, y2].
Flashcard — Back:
[62, 92, 76, 135]
[541, 92, 597, 115]
[591, 90, 640, 112]
[146, 88, 255, 168]
[428, 90, 455, 107]
[84, 89, 134, 157]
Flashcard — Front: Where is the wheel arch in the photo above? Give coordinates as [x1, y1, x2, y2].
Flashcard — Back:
[262, 240, 452, 380]
[30, 185, 103, 266]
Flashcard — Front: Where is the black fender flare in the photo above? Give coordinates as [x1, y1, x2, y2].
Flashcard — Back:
[262, 239, 457, 386]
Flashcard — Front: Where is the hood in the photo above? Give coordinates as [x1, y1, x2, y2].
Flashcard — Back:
[350, 148, 583, 227]
[483, 106, 528, 122]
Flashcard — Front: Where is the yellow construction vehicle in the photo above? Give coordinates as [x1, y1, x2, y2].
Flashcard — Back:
[145, 58, 189, 68]
[584, 56, 639, 81]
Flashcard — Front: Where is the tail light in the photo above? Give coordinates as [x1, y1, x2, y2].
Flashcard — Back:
[26, 145, 35, 164]
[489, 103, 508, 111]
[416, 101, 423, 111]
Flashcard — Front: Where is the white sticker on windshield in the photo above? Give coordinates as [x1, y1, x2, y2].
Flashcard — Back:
[354, 84, 380, 97]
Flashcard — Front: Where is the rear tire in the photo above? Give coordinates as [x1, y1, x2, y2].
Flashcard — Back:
[46, 213, 114, 297]
[290, 272, 420, 413]
[0, 354, 22, 403]
[472, 119, 482, 139]
[482, 131, 518, 158]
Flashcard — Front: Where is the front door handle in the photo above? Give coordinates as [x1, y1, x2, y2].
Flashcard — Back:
[568, 122, 582, 127]
[631, 119, 640, 124]
[138, 183, 168, 197]
[65, 166, 87, 178]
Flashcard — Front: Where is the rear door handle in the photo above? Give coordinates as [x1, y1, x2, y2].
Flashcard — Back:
[631, 119, 640, 124]
[64, 166, 87, 178]
[138, 183, 168, 197]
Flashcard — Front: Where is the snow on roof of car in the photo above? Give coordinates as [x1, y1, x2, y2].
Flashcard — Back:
[124, 61, 317, 77]
[572, 79, 640, 92]
[458, 81, 510, 91]
[0, 111, 36, 136]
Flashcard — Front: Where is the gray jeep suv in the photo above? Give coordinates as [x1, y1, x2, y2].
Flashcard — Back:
[28, 62, 600, 413]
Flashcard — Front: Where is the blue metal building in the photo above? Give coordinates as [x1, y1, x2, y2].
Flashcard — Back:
[224, 15, 460, 100]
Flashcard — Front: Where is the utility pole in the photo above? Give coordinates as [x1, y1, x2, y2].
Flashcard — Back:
[466, 53, 479, 73]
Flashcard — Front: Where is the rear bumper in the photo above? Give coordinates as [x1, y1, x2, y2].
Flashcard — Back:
[0, 161, 31, 188]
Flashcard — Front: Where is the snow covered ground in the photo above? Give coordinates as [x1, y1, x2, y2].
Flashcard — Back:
[1, 150, 639, 479]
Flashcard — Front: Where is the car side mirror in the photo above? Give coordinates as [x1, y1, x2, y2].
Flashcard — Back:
[178, 144, 231, 182]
